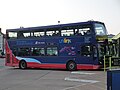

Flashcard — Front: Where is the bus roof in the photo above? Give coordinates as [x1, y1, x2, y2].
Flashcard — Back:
[6, 21, 104, 32]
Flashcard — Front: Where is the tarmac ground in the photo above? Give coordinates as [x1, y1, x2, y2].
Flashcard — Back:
[0, 58, 106, 90]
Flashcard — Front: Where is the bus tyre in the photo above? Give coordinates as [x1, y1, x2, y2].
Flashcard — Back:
[19, 60, 27, 69]
[67, 61, 76, 71]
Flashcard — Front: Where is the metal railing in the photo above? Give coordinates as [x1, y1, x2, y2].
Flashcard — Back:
[104, 55, 120, 72]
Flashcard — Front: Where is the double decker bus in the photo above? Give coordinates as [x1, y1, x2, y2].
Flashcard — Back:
[5, 21, 108, 70]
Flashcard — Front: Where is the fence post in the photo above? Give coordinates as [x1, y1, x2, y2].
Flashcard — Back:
[109, 57, 112, 70]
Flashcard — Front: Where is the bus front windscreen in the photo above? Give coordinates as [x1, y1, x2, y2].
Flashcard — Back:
[95, 23, 107, 36]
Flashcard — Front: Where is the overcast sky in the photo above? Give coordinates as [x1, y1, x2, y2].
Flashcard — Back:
[0, 0, 120, 35]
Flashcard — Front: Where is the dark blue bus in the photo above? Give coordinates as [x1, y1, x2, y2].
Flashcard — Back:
[5, 21, 108, 70]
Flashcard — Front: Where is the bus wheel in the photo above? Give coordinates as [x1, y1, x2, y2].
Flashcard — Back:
[67, 61, 76, 71]
[19, 60, 27, 69]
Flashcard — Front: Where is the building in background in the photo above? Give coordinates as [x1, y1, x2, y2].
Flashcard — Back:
[112, 33, 120, 40]
[0, 28, 5, 56]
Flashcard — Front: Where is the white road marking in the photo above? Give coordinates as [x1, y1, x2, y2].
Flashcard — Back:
[71, 71, 95, 75]
[63, 83, 87, 90]
[64, 77, 99, 83]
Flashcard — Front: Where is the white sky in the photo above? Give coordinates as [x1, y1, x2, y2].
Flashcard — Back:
[0, 0, 120, 35]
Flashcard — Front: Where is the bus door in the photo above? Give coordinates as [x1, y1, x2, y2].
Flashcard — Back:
[77, 44, 97, 64]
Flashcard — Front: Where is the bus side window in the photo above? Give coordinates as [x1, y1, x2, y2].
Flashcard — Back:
[79, 27, 91, 36]
[18, 32, 24, 38]
[18, 48, 31, 56]
[8, 32, 17, 39]
[61, 29, 74, 36]
[47, 47, 58, 56]
[81, 45, 92, 57]
[93, 46, 97, 58]
[52, 31, 60, 36]
[31, 47, 45, 56]
[46, 31, 55, 36]
[18, 31, 31, 38]
[34, 31, 45, 37]
[75, 29, 82, 36]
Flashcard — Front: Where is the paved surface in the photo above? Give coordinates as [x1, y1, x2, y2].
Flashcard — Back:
[0, 58, 107, 90]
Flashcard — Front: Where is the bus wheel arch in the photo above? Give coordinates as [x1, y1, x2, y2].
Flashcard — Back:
[66, 60, 77, 71]
[19, 60, 27, 69]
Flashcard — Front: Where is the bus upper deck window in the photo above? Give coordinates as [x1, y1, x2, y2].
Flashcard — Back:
[46, 30, 59, 36]
[81, 28, 91, 35]
[61, 29, 74, 36]
[8, 32, 17, 39]
[34, 31, 45, 37]
[75, 26, 91, 36]
[18, 31, 31, 38]
[75, 29, 82, 36]
[46, 31, 55, 36]
[23, 32, 30, 38]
